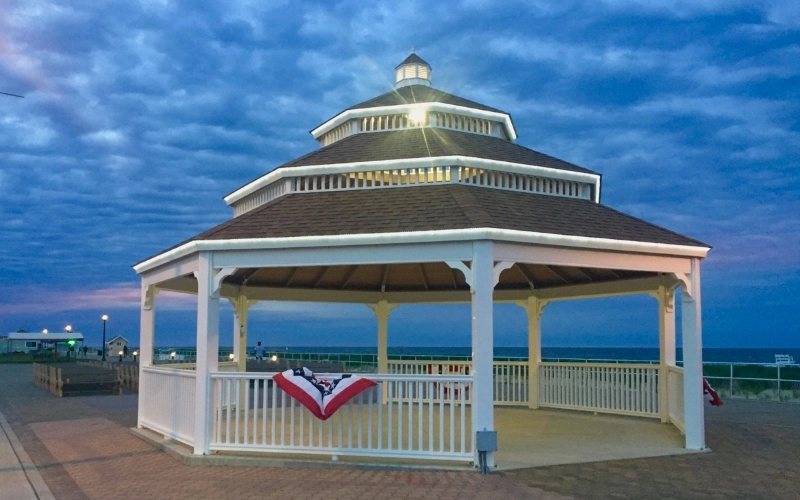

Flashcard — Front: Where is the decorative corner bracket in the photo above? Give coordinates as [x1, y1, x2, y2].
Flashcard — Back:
[142, 285, 159, 311]
[649, 286, 676, 312]
[445, 260, 515, 290]
[515, 296, 548, 318]
[367, 301, 399, 317]
[674, 272, 694, 301]
[445, 260, 473, 288]
[493, 261, 515, 288]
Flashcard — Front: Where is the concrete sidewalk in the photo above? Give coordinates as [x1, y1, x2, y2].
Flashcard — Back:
[0, 409, 54, 500]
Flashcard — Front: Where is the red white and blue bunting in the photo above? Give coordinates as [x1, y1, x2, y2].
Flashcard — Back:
[272, 367, 377, 420]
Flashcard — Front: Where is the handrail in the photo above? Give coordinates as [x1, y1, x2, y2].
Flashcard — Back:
[210, 371, 473, 383]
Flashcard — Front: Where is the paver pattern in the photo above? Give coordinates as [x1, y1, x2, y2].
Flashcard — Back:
[0, 365, 564, 500]
[2, 363, 798, 500]
[505, 401, 800, 499]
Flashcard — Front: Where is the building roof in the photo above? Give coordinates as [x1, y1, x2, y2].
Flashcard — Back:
[189, 185, 706, 248]
[395, 53, 430, 69]
[275, 128, 595, 175]
[106, 335, 128, 344]
[7, 332, 84, 341]
[346, 85, 505, 114]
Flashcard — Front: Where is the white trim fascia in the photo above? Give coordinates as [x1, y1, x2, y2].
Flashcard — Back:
[224, 156, 600, 206]
[134, 228, 710, 274]
[311, 103, 518, 141]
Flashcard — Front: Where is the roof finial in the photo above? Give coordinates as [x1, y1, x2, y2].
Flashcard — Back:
[411, 46, 415, 54]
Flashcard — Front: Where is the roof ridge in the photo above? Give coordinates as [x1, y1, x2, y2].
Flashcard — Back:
[447, 185, 494, 227]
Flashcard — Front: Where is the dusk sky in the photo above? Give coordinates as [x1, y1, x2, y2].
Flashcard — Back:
[1, 1, 798, 350]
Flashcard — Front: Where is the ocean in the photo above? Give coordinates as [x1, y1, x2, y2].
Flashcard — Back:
[257, 346, 800, 364]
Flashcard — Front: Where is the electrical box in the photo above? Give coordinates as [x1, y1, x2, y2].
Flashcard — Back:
[475, 430, 497, 452]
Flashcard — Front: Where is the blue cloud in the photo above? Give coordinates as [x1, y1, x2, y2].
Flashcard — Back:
[1, 0, 797, 348]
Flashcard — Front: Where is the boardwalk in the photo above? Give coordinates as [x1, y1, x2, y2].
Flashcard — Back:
[1, 364, 798, 499]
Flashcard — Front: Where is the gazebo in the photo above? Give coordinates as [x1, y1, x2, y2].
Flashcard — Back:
[133, 53, 710, 468]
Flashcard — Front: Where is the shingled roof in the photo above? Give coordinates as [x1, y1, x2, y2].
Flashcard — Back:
[277, 128, 595, 174]
[346, 85, 505, 114]
[396, 53, 430, 68]
[190, 185, 707, 248]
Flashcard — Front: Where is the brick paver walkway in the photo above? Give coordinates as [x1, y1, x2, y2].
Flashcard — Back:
[505, 401, 800, 499]
[2, 363, 798, 499]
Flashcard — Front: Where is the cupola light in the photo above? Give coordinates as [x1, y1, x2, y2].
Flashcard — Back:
[408, 108, 427, 124]
[395, 52, 432, 89]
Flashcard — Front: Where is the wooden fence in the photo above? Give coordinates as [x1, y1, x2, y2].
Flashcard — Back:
[33, 362, 123, 397]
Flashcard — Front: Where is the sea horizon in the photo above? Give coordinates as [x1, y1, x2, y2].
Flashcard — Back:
[152, 345, 800, 364]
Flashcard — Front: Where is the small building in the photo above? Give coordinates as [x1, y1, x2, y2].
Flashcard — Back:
[3, 330, 84, 354]
[106, 335, 129, 356]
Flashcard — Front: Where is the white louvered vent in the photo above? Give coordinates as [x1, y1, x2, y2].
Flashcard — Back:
[232, 166, 593, 217]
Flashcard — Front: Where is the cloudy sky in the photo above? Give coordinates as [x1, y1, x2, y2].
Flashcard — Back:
[1, 0, 798, 351]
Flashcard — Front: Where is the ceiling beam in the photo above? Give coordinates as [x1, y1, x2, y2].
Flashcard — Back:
[284, 266, 301, 287]
[544, 265, 571, 284]
[340, 265, 359, 289]
[418, 263, 429, 290]
[513, 263, 537, 289]
[380, 265, 390, 293]
[313, 266, 330, 288]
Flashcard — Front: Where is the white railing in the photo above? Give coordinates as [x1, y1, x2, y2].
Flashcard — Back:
[539, 363, 660, 417]
[232, 165, 593, 216]
[139, 366, 196, 446]
[667, 366, 685, 433]
[493, 361, 529, 406]
[209, 372, 473, 462]
[157, 361, 239, 372]
[387, 360, 529, 406]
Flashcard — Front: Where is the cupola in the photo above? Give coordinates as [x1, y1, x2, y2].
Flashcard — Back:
[395, 52, 432, 88]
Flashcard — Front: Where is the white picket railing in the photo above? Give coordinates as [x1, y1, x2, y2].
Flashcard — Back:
[667, 366, 685, 432]
[538, 362, 660, 417]
[387, 360, 529, 406]
[209, 372, 473, 462]
[493, 361, 529, 406]
[139, 366, 196, 446]
[156, 361, 239, 372]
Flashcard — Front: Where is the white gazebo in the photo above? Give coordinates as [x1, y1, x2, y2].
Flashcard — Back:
[133, 53, 710, 468]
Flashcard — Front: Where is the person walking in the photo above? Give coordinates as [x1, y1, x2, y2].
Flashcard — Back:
[255, 341, 265, 361]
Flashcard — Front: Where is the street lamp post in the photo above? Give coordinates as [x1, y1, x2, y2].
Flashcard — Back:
[101, 315, 108, 361]
[65, 325, 72, 359]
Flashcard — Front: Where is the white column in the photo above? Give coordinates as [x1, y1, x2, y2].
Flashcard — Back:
[137, 283, 157, 429]
[657, 286, 676, 423]
[681, 258, 705, 450]
[369, 300, 396, 404]
[471, 241, 495, 467]
[231, 295, 252, 373]
[194, 252, 220, 455]
[522, 296, 545, 410]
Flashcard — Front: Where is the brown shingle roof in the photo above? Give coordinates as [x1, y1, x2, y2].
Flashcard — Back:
[346, 85, 505, 114]
[278, 128, 596, 175]
[396, 53, 430, 68]
[191, 185, 707, 248]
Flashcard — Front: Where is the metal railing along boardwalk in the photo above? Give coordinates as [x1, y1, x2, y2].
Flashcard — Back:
[538, 362, 660, 417]
[209, 372, 473, 462]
